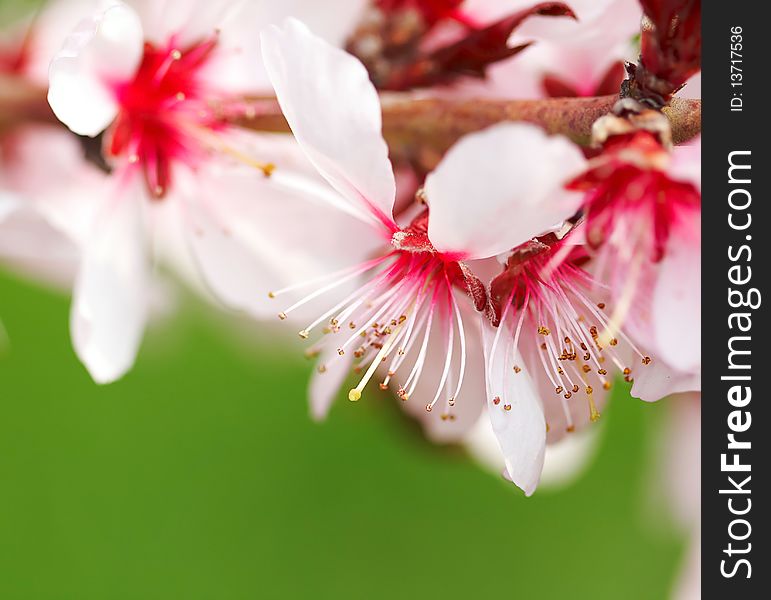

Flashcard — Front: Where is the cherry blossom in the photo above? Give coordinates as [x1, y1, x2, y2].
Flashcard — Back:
[37, 0, 374, 383]
[262, 19, 599, 495]
[567, 131, 701, 377]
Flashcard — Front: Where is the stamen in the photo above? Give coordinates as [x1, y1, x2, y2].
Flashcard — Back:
[348, 320, 405, 401]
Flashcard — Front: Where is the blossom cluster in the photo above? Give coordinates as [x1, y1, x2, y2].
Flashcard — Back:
[1, 0, 700, 499]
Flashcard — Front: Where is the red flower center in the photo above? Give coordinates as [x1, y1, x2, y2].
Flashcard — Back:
[106, 36, 221, 198]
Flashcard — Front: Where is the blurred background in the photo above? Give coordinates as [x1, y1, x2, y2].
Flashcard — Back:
[1, 268, 686, 599]
[1, 0, 688, 598]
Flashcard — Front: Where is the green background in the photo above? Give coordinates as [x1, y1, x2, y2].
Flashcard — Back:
[1, 0, 686, 596]
[1, 268, 685, 599]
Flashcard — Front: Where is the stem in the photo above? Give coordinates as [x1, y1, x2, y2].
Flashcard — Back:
[230, 95, 701, 169]
[2, 75, 701, 168]
[0, 74, 53, 133]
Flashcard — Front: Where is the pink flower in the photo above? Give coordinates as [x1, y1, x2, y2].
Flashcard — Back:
[40, 0, 369, 383]
[262, 19, 594, 495]
[567, 132, 701, 378]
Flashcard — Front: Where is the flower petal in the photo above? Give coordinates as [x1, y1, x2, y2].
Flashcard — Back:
[424, 123, 587, 259]
[48, 1, 143, 137]
[176, 140, 381, 320]
[198, 0, 368, 93]
[631, 362, 700, 402]
[71, 179, 148, 384]
[464, 412, 599, 490]
[0, 192, 19, 222]
[260, 18, 396, 229]
[669, 136, 701, 191]
[309, 343, 353, 421]
[481, 318, 546, 496]
[652, 225, 701, 373]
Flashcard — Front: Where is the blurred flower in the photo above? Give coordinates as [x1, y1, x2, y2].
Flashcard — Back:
[454, 0, 642, 99]
[34, 0, 371, 383]
[567, 130, 701, 378]
[653, 392, 700, 600]
[346, 0, 576, 90]
[0, 0, 101, 287]
[482, 228, 663, 493]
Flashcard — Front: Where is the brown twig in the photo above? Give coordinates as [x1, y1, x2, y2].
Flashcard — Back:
[2, 76, 701, 168]
[0, 74, 53, 134]
[232, 95, 700, 168]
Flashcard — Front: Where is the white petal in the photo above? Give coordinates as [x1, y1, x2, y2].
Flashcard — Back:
[652, 227, 701, 373]
[669, 137, 701, 191]
[424, 124, 587, 259]
[2, 126, 106, 243]
[0, 197, 80, 288]
[464, 413, 599, 490]
[198, 0, 367, 93]
[20, 0, 104, 85]
[128, 0, 235, 46]
[176, 141, 380, 321]
[481, 318, 546, 496]
[48, 1, 143, 136]
[309, 344, 353, 421]
[71, 179, 148, 384]
[631, 363, 701, 402]
[260, 18, 396, 228]
[677, 73, 702, 100]
[0, 192, 19, 222]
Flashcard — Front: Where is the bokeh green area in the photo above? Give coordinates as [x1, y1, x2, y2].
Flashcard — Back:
[1, 1, 686, 597]
[1, 269, 686, 600]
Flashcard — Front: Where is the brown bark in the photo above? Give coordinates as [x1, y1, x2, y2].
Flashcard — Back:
[1, 75, 701, 167]
[231, 95, 701, 168]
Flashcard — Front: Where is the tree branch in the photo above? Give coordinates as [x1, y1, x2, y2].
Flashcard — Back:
[2, 75, 701, 170]
[231, 95, 701, 168]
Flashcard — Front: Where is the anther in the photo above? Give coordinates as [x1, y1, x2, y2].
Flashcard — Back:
[493, 396, 501, 405]
[348, 389, 361, 402]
